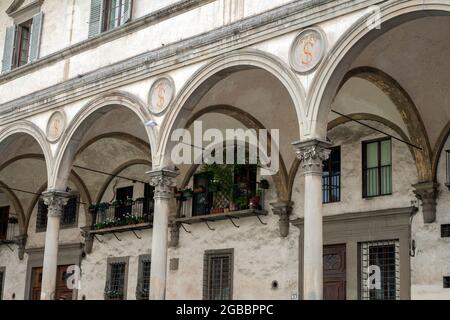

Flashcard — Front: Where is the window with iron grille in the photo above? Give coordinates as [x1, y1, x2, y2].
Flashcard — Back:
[136, 255, 151, 300]
[0, 267, 4, 300]
[203, 249, 233, 300]
[360, 240, 400, 300]
[441, 224, 450, 238]
[322, 146, 341, 203]
[363, 138, 392, 198]
[105, 258, 128, 300]
[36, 194, 79, 232]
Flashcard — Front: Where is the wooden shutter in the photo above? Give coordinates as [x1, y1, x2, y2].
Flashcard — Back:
[88, 0, 104, 38]
[28, 12, 44, 63]
[2, 26, 16, 73]
[121, 0, 132, 25]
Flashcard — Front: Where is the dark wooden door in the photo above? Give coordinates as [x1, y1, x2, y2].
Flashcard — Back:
[0, 206, 9, 240]
[115, 186, 134, 219]
[31, 265, 73, 300]
[323, 244, 346, 300]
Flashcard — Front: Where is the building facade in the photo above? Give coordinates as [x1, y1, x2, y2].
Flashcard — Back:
[0, 0, 449, 300]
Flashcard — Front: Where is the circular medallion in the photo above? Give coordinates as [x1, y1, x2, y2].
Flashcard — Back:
[46, 111, 66, 143]
[148, 77, 175, 115]
[289, 27, 327, 74]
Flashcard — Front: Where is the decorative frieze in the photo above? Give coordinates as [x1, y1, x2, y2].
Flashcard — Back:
[41, 190, 70, 217]
[413, 182, 439, 223]
[293, 139, 331, 175]
[148, 169, 179, 199]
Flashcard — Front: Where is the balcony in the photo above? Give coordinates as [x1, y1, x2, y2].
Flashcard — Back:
[89, 198, 154, 235]
[173, 179, 269, 225]
[0, 216, 20, 244]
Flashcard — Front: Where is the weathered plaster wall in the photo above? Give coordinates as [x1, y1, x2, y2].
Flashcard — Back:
[0, 246, 27, 300]
[411, 137, 450, 299]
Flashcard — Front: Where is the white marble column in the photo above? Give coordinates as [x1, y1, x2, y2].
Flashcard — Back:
[40, 190, 70, 300]
[148, 169, 178, 300]
[293, 139, 331, 300]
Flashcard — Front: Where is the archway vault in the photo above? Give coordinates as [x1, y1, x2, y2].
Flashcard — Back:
[155, 49, 306, 170]
[181, 104, 289, 201]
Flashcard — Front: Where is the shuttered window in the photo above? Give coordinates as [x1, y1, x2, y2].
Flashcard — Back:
[203, 249, 233, 300]
[1, 12, 43, 73]
[36, 195, 79, 232]
[88, 0, 132, 38]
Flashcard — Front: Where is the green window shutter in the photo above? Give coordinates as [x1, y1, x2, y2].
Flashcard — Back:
[88, 0, 104, 38]
[29, 12, 44, 63]
[122, 0, 132, 25]
[2, 26, 16, 73]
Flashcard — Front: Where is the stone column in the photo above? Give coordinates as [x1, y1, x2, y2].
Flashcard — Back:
[413, 182, 439, 223]
[270, 201, 294, 237]
[148, 169, 178, 300]
[293, 139, 331, 300]
[40, 190, 70, 300]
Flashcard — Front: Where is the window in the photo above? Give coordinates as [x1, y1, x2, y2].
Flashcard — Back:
[114, 186, 134, 220]
[0, 267, 4, 300]
[0, 207, 9, 241]
[363, 138, 392, 198]
[441, 224, 450, 238]
[444, 277, 450, 289]
[322, 146, 341, 203]
[36, 194, 79, 232]
[203, 249, 233, 300]
[105, 257, 128, 300]
[88, 0, 132, 38]
[136, 255, 151, 300]
[360, 240, 400, 300]
[1, 12, 43, 73]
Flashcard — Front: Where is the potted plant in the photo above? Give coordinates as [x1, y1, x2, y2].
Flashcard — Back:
[249, 195, 261, 209]
[235, 196, 248, 210]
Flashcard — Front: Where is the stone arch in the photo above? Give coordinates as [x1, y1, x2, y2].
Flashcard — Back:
[432, 121, 450, 182]
[0, 180, 26, 235]
[337, 67, 432, 182]
[0, 121, 52, 182]
[155, 49, 306, 170]
[181, 104, 289, 200]
[287, 113, 414, 200]
[52, 91, 156, 190]
[95, 159, 152, 204]
[307, 2, 450, 143]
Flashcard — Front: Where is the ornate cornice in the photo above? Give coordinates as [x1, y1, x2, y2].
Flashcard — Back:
[293, 139, 331, 175]
[41, 190, 70, 218]
[148, 169, 178, 199]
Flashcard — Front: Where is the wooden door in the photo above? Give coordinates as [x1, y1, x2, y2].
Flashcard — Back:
[323, 244, 346, 300]
[31, 265, 73, 300]
[0, 206, 9, 240]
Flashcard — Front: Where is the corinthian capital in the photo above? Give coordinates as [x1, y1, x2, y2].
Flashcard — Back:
[147, 169, 179, 199]
[42, 190, 70, 217]
[293, 139, 332, 175]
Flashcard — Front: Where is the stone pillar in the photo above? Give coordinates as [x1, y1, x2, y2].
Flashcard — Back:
[293, 139, 331, 300]
[40, 190, 70, 300]
[270, 201, 294, 237]
[148, 169, 178, 300]
[413, 182, 439, 223]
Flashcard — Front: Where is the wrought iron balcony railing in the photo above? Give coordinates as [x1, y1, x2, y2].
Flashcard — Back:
[90, 198, 154, 231]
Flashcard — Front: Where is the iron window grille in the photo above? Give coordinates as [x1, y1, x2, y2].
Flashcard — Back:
[441, 224, 450, 238]
[360, 240, 400, 300]
[36, 194, 79, 232]
[446, 150, 450, 190]
[203, 249, 233, 300]
[362, 138, 392, 198]
[136, 258, 151, 300]
[105, 262, 126, 300]
[322, 146, 341, 203]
